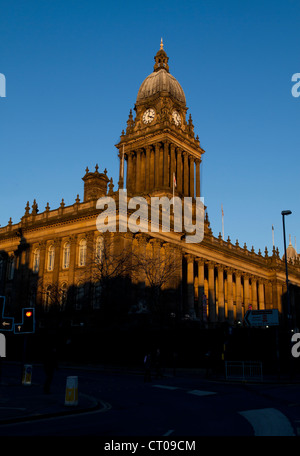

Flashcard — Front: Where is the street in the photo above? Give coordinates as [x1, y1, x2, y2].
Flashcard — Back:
[0, 362, 300, 438]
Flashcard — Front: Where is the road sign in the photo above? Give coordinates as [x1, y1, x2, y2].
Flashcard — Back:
[244, 309, 279, 327]
[0, 296, 14, 332]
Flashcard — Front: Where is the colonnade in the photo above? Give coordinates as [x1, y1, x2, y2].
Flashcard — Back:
[185, 256, 283, 325]
[119, 141, 201, 198]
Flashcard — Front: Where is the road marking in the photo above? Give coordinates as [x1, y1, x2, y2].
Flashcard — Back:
[0, 399, 111, 427]
[239, 408, 295, 436]
[188, 390, 216, 397]
[153, 385, 180, 390]
[163, 429, 174, 436]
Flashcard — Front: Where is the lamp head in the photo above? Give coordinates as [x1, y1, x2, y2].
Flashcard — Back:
[281, 210, 292, 216]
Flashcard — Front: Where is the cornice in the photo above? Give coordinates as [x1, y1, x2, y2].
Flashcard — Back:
[116, 128, 204, 156]
[0, 207, 100, 242]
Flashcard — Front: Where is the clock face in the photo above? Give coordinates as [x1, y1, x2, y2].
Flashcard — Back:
[172, 110, 181, 126]
[143, 108, 155, 124]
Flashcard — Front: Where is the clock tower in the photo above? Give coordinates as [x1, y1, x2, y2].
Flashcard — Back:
[116, 40, 204, 199]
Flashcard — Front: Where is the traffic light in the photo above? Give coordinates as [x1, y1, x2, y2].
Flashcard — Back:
[14, 308, 35, 334]
[0, 296, 14, 332]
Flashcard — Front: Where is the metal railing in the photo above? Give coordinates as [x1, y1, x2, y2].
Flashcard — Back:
[225, 361, 263, 382]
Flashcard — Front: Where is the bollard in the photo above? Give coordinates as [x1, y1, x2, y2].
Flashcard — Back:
[22, 364, 32, 385]
[65, 376, 78, 406]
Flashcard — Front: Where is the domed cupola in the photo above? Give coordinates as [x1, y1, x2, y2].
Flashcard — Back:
[136, 39, 186, 106]
[283, 235, 298, 262]
[116, 41, 204, 200]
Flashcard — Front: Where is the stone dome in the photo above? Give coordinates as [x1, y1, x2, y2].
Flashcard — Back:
[283, 235, 298, 261]
[287, 243, 297, 260]
[136, 69, 186, 105]
[136, 40, 186, 106]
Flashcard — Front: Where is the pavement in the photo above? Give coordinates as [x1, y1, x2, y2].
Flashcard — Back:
[0, 362, 101, 425]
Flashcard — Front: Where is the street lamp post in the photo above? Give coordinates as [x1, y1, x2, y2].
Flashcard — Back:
[281, 210, 292, 330]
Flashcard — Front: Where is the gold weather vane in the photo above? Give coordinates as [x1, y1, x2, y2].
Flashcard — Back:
[160, 37, 164, 50]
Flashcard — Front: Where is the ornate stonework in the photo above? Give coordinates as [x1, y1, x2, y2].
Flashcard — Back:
[0, 42, 300, 329]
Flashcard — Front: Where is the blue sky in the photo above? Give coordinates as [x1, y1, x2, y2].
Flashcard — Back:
[0, 0, 299, 256]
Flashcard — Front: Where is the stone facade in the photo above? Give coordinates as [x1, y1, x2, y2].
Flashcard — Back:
[0, 42, 300, 330]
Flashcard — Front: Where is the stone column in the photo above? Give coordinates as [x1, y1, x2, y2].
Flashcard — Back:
[68, 235, 77, 288]
[163, 141, 169, 188]
[196, 258, 205, 319]
[170, 144, 176, 191]
[217, 265, 225, 322]
[258, 281, 265, 310]
[38, 241, 46, 279]
[126, 151, 134, 193]
[251, 278, 258, 310]
[145, 146, 151, 192]
[118, 147, 124, 189]
[140, 149, 146, 192]
[226, 268, 234, 325]
[135, 149, 142, 193]
[195, 159, 201, 198]
[189, 156, 194, 198]
[84, 233, 94, 304]
[277, 282, 283, 313]
[53, 239, 62, 285]
[186, 255, 195, 318]
[183, 152, 189, 196]
[154, 143, 160, 189]
[244, 274, 250, 311]
[207, 261, 216, 323]
[176, 149, 182, 194]
[235, 271, 242, 323]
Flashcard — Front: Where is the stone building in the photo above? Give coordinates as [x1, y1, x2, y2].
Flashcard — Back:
[0, 41, 300, 332]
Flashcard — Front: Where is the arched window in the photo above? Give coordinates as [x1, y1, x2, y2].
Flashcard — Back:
[78, 239, 87, 267]
[47, 245, 55, 271]
[95, 236, 104, 263]
[62, 242, 70, 269]
[7, 256, 15, 280]
[33, 248, 40, 273]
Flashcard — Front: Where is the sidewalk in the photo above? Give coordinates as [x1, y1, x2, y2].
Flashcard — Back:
[0, 363, 101, 425]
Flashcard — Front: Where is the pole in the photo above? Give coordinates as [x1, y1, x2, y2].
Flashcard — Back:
[282, 214, 291, 328]
[282, 210, 293, 379]
[221, 205, 224, 240]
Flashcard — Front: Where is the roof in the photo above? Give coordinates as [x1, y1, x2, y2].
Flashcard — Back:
[136, 69, 186, 105]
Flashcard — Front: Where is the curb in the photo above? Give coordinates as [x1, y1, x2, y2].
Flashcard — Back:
[0, 394, 103, 426]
